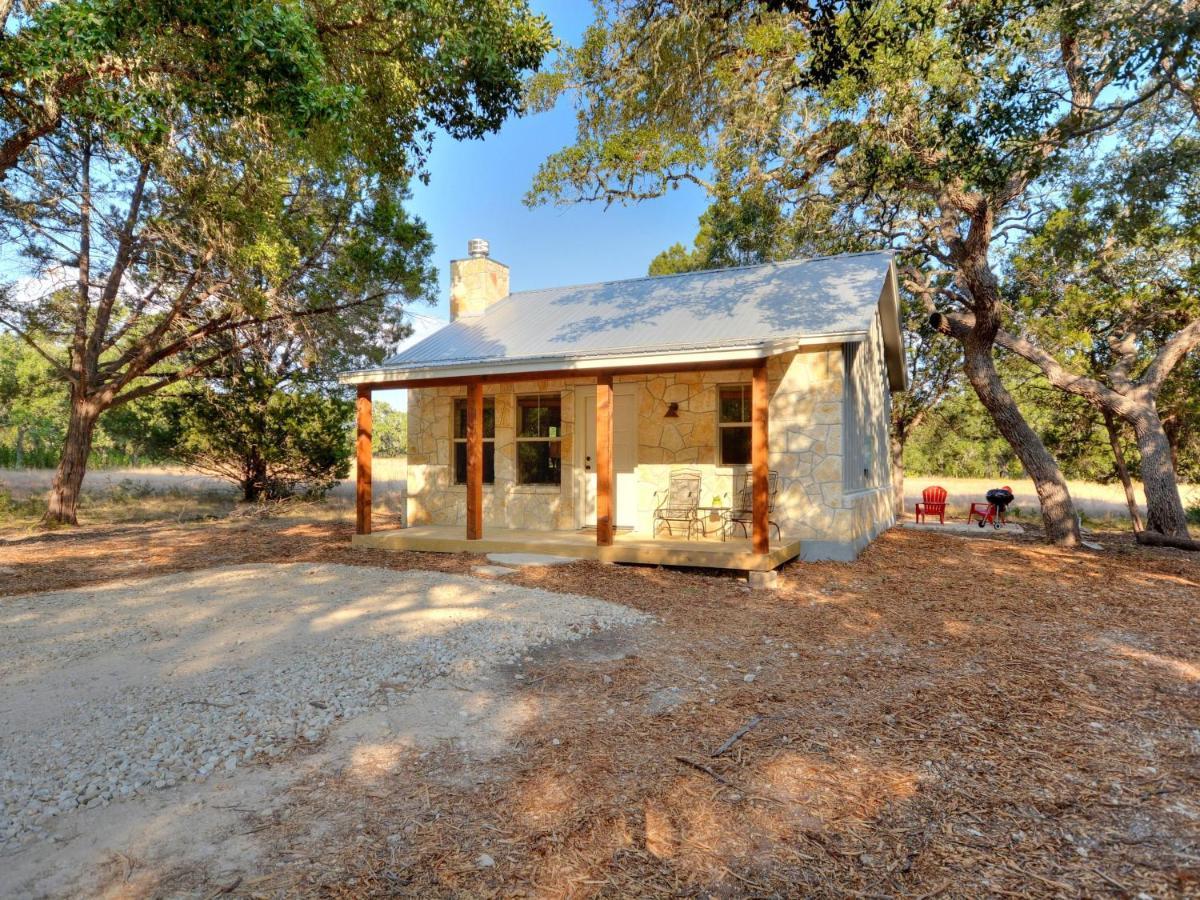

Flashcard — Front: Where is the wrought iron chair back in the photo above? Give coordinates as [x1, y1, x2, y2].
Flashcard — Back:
[652, 468, 703, 539]
[725, 470, 781, 541]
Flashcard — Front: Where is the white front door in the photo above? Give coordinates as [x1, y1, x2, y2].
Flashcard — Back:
[576, 386, 637, 529]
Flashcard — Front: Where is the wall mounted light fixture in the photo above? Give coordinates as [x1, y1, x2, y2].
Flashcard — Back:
[664, 402, 680, 418]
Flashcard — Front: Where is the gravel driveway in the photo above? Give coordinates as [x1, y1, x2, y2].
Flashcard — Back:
[0, 563, 648, 850]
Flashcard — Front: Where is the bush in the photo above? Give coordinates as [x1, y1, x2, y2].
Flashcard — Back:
[0, 484, 45, 520]
[170, 368, 353, 503]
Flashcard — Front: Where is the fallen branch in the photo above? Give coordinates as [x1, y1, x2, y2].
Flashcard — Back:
[711, 715, 764, 757]
[1135, 531, 1200, 552]
[673, 755, 732, 786]
[206, 875, 243, 898]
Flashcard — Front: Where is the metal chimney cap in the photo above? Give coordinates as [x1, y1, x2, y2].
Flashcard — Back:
[467, 237, 490, 258]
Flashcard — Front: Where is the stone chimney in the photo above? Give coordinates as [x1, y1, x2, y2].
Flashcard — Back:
[450, 238, 509, 321]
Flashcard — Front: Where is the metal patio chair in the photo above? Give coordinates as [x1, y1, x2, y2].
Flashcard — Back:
[652, 468, 703, 540]
[723, 470, 781, 542]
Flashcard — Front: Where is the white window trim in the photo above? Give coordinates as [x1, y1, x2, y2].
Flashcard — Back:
[452, 396, 496, 486]
[515, 393, 564, 486]
[716, 382, 753, 468]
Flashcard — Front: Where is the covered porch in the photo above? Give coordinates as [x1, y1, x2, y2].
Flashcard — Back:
[352, 354, 787, 572]
[351, 524, 801, 572]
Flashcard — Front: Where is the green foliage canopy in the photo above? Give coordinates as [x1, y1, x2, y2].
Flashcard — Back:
[0, 0, 554, 524]
[0, 0, 555, 177]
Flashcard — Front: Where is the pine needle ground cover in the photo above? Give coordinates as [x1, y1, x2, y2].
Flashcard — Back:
[1, 520, 1196, 896]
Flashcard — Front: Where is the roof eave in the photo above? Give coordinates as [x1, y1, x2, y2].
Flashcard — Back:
[339, 333, 863, 387]
[879, 261, 908, 391]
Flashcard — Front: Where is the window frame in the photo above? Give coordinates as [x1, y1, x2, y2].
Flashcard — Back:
[452, 396, 496, 486]
[515, 392, 563, 485]
[717, 383, 753, 467]
[842, 342, 877, 492]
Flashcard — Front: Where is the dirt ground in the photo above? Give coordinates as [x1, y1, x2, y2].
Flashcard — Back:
[1, 516, 1198, 898]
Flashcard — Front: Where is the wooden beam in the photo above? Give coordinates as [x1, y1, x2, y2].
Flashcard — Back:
[355, 386, 372, 536]
[466, 379, 483, 540]
[342, 355, 801, 392]
[595, 374, 614, 546]
[751, 361, 769, 555]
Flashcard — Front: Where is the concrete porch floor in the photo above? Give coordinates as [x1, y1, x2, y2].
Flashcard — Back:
[352, 525, 802, 572]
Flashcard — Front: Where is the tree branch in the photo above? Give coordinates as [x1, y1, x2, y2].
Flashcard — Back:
[73, 136, 93, 388]
[89, 159, 150, 363]
[1139, 317, 1200, 396]
[109, 344, 246, 407]
[0, 314, 75, 381]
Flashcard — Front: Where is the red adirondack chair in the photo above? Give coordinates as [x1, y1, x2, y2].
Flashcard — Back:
[914, 485, 948, 524]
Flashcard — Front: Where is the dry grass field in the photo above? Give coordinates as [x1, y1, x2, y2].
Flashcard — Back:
[4, 459, 1193, 534]
[0, 458, 409, 529]
[905, 475, 1200, 526]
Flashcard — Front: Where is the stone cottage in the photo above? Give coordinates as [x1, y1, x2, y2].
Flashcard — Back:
[340, 241, 905, 568]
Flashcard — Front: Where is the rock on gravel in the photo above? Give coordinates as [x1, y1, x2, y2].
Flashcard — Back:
[486, 553, 579, 567]
[473, 565, 518, 577]
[0, 563, 649, 847]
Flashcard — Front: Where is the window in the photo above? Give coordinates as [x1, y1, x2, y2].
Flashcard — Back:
[453, 397, 495, 485]
[718, 384, 752, 466]
[843, 343, 877, 491]
[516, 394, 562, 484]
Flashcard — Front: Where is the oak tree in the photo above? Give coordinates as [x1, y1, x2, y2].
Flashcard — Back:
[0, 0, 553, 524]
[527, 0, 1196, 544]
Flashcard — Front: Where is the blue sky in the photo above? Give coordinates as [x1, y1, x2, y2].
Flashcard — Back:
[409, 0, 706, 302]
[372, 1, 712, 408]
[377, 0, 709, 410]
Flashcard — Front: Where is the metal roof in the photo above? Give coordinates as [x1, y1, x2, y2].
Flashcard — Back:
[342, 251, 904, 387]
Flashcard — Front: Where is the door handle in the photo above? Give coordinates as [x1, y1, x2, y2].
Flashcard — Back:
[585, 455, 591, 472]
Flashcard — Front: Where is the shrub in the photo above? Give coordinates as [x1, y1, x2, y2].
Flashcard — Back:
[170, 368, 353, 503]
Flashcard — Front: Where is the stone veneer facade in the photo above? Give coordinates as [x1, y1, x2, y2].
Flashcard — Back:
[405, 312, 896, 560]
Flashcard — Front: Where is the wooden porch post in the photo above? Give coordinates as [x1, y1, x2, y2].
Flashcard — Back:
[355, 385, 372, 536]
[466, 379, 483, 540]
[595, 374, 614, 546]
[751, 361, 769, 554]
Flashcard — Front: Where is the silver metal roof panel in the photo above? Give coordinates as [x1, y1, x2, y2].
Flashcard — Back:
[345, 251, 899, 382]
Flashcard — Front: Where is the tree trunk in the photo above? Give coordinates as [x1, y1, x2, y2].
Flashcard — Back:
[1102, 410, 1143, 532]
[14, 424, 25, 468]
[42, 397, 101, 526]
[961, 342, 1081, 546]
[242, 452, 267, 502]
[1130, 408, 1191, 538]
[1135, 530, 1200, 551]
[890, 432, 905, 514]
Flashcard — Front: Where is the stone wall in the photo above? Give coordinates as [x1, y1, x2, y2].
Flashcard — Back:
[449, 255, 509, 320]
[407, 379, 581, 531]
[838, 311, 897, 555]
[404, 333, 896, 558]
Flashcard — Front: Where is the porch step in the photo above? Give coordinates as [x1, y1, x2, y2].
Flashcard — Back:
[486, 552, 580, 567]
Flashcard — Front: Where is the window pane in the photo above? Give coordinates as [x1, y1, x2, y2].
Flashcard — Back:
[518, 394, 561, 438]
[718, 386, 749, 424]
[517, 440, 561, 484]
[720, 425, 751, 466]
[453, 398, 495, 439]
[453, 441, 495, 484]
